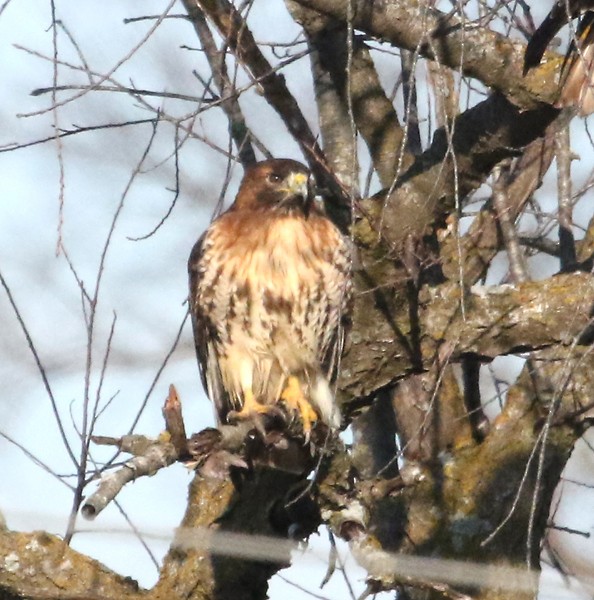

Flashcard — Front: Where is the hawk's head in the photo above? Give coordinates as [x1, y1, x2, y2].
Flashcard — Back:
[233, 159, 314, 215]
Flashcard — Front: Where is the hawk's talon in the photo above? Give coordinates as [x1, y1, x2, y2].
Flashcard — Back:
[228, 389, 285, 438]
[281, 376, 318, 438]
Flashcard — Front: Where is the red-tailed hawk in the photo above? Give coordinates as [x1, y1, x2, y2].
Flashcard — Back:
[188, 159, 351, 437]
[523, 1, 594, 115]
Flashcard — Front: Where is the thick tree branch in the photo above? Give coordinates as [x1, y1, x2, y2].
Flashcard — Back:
[287, 3, 413, 187]
[152, 468, 317, 600]
[337, 32, 415, 186]
[292, 0, 559, 109]
[400, 50, 422, 156]
[0, 530, 143, 600]
[285, 4, 359, 189]
[340, 272, 594, 401]
[392, 345, 472, 464]
[315, 409, 553, 600]
[354, 93, 559, 255]
[289, 2, 562, 263]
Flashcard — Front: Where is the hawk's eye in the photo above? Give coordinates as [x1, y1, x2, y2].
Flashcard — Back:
[268, 173, 282, 184]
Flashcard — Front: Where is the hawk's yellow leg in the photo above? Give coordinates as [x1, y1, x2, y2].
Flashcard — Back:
[232, 388, 273, 419]
[281, 376, 318, 435]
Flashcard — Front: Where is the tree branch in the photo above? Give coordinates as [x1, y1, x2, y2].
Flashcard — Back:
[182, 0, 351, 217]
[292, 0, 558, 109]
[340, 272, 594, 401]
[187, 6, 257, 168]
[285, 4, 359, 190]
[556, 124, 577, 271]
[0, 530, 143, 600]
[81, 434, 179, 520]
[152, 468, 317, 600]
[440, 125, 557, 285]
[354, 92, 559, 256]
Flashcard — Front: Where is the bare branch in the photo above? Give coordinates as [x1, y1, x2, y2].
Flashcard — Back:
[0, 271, 78, 467]
[187, 6, 257, 167]
[354, 93, 558, 257]
[81, 434, 178, 520]
[0, 530, 142, 600]
[441, 125, 557, 285]
[31, 83, 219, 103]
[556, 124, 577, 271]
[341, 272, 594, 401]
[292, 0, 556, 109]
[0, 118, 159, 154]
[182, 0, 351, 216]
[17, 0, 178, 119]
[286, 5, 358, 189]
[492, 160, 530, 283]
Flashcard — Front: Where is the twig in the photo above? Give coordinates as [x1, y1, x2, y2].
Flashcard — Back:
[183, 0, 350, 213]
[113, 498, 160, 569]
[0, 118, 158, 154]
[10, 40, 309, 165]
[162, 385, 189, 458]
[81, 434, 179, 520]
[89, 312, 117, 440]
[127, 309, 189, 434]
[320, 529, 338, 588]
[0, 271, 78, 467]
[49, 0, 66, 255]
[64, 117, 162, 543]
[127, 124, 182, 241]
[0, 0, 15, 19]
[0, 431, 75, 491]
[17, 0, 177, 119]
[556, 124, 577, 271]
[31, 83, 218, 103]
[123, 13, 189, 24]
[492, 161, 530, 283]
[188, 6, 256, 167]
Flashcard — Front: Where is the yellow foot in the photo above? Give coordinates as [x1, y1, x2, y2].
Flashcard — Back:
[280, 376, 318, 437]
[228, 389, 280, 424]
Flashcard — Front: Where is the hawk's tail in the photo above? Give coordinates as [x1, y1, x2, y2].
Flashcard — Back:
[523, 4, 594, 116]
[557, 12, 594, 115]
[309, 374, 341, 430]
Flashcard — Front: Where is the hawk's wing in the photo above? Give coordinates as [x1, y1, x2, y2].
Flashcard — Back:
[523, 1, 575, 74]
[188, 231, 230, 424]
[557, 12, 594, 115]
[523, 2, 594, 74]
[320, 235, 353, 385]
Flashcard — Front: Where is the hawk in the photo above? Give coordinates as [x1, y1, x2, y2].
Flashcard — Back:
[524, 0, 594, 115]
[188, 159, 351, 437]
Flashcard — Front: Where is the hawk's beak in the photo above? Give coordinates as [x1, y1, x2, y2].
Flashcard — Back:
[285, 172, 310, 200]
